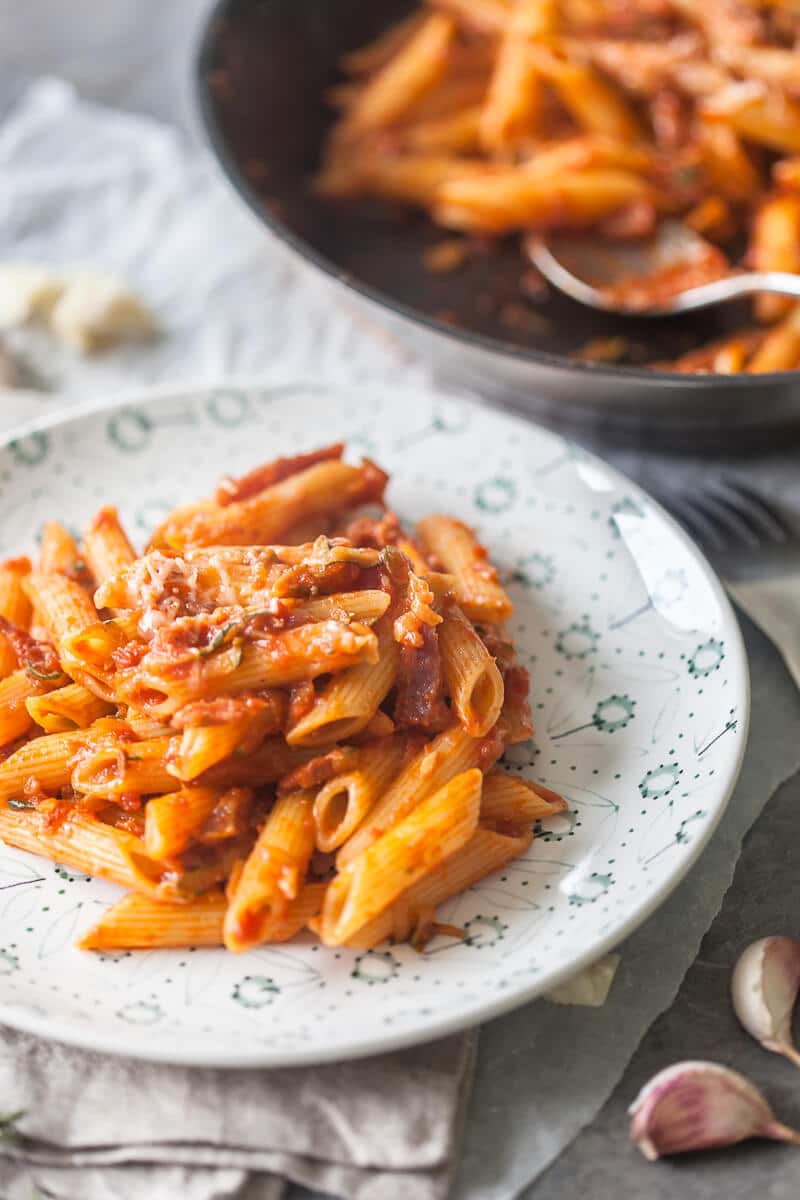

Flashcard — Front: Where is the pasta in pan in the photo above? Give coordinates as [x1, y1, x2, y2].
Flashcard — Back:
[316, 0, 800, 374]
[0, 442, 564, 954]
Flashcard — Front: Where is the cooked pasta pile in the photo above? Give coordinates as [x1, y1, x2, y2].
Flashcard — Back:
[316, 0, 800, 374]
[0, 443, 562, 953]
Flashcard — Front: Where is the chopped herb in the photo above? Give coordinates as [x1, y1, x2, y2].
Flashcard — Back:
[199, 609, 271, 658]
[24, 661, 65, 682]
[7, 798, 35, 811]
[73, 559, 87, 572]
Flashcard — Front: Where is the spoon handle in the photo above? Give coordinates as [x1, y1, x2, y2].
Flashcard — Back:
[670, 272, 800, 314]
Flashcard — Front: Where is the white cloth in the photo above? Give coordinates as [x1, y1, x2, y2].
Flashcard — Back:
[1, 79, 799, 1200]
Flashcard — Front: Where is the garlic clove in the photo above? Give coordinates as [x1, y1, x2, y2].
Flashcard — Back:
[628, 1060, 800, 1160]
[732, 936, 800, 1067]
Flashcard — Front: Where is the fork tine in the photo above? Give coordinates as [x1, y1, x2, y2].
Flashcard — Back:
[662, 492, 731, 553]
[713, 478, 790, 544]
[691, 488, 763, 550]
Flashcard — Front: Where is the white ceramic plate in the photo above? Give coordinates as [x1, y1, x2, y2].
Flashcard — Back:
[0, 382, 748, 1066]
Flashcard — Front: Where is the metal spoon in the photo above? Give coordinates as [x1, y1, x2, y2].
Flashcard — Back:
[526, 220, 800, 316]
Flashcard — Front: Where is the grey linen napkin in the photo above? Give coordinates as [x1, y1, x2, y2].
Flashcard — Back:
[0, 1028, 476, 1200]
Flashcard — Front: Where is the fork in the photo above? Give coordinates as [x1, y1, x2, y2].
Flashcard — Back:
[647, 476, 800, 689]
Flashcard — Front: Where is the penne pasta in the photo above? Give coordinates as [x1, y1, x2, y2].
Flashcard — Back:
[82, 505, 137, 587]
[439, 606, 504, 736]
[416, 515, 513, 623]
[346, 826, 532, 949]
[479, 0, 557, 152]
[0, 441, 541, 956]
[286, 616, 399, 746]
[0, 635, 17, 680]
[0, 556, 32, 628]
[224, 789, 317, 952]
[38, 522, 86, 580]
[26, 681, 113, 733]
[750, 193, 800, 323]
[144, 786, 226, 860]
[313, 735, 410, 852]
[337, 722, 505, 868]
[70, 734, 180, 806]
[320, 767, 482, 945]
[23, 572, 98, 652]
[79, 891, 229, 949]
[0, 669, 50, 746]
[150, 459, 388, 551]
[337, 13, 456, 139]
[480, 769, 567, 824]
[316, 4, 800, 376]
[78, 882, 327, 950]
[0, 805, 167, 896]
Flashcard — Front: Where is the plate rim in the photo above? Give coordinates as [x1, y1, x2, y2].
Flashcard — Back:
[0, 378, 750, 1067]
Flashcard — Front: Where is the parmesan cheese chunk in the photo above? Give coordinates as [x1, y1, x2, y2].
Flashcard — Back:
[0, 262, 156, 354]
[0, 264, 64, 329]
[49, 272, 156, 353]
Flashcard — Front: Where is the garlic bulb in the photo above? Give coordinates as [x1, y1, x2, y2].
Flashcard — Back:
[732, 937, 800, 1067]
[629, 1060, 800, 1160]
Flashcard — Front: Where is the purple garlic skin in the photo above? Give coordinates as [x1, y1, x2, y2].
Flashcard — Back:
[629, 1060, 800, 1161]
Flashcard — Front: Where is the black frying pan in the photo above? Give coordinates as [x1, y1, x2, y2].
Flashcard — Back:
[195, 0, 800, 449]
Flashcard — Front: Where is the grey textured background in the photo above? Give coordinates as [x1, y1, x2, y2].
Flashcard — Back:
[4, 4, 800, 1198]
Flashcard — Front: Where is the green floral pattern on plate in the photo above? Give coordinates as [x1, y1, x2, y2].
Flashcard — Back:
[0, 383, 748, 1067]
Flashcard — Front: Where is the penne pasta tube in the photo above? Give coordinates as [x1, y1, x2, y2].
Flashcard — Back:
[750, 193, 800, 323]
[78, 881, 328, 950]
[697, 123, 762, 205]
[403, 106, 483, 153]
[530, 51, 644, 142]
[439, 606, 503, 736]
[38, 522, 86, 579]
[313, 736, 410, 852]
[169, 697, 284, 781]
[320, 768, 482, 945]
[82, 505, 137, 586]
[0, 635, 17, 680]
[416, 516, 513, 623]
[481, 770, 567, 824]
[747, 304, 800, 373]
[118, 621, 379, 717]
[340, 11, 426, 75]
[429, 0, 510, 35]
[78, 891, 228, 950]
[123, 712, 175, 739]
[0, 805, 167, 896]
[287, 589, 390, 625]
[701, 86, 800, 155]
[150, 459, 388, 551]
[316, 152, 489, 205]
[70, 735, 180, 806]
[479, 0, 556, 151]
[286, 616, 399, 747]
[144, 786, 225, 860]
[0, 556, 32, 628]
[170, 721, 259, 782]
[337, 12, 456, 139]
[0, 669, 50, 746]
[434, 166, 653, 234]
[22, 572, 98, 651]
[0, 728, 86, 801]
[199, 738, 315, 788]
[337, 722, 504, 868]
[223, 789, 317, 952]
[346, 826, 532, 950]
[26, 682, 113, 733]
